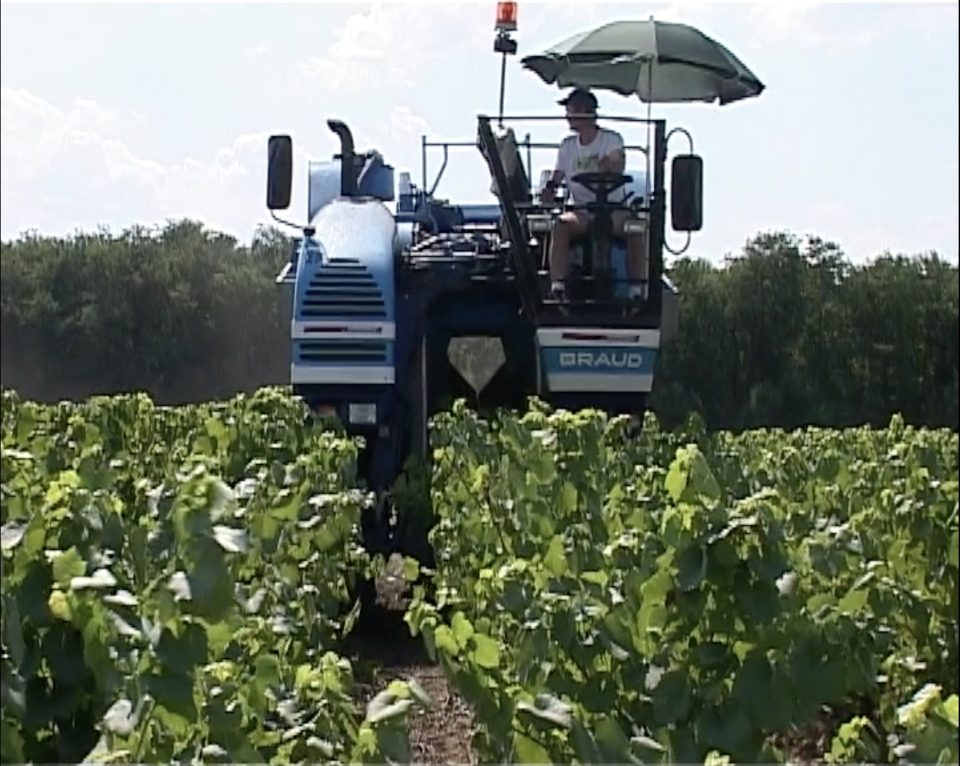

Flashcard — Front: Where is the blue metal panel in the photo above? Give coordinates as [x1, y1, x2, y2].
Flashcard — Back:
[540, 345, 657, 377]
[536, 326, 661, 395]
[294, 198, 396, 322]
[459, 204, 502, 224]
[293, 337, 395, 367]
[307, 160, 342, 222]
[291, 198, 397, 388]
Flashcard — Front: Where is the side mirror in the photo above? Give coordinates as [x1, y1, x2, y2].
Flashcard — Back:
[670, 154, 703, 232]
[267, 135, 293, 210]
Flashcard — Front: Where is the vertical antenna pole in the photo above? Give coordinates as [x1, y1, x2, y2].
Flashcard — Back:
[493, 0, 518, 125]
[498, 51, 508, 126]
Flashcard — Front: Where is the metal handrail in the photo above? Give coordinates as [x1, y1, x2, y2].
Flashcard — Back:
[420, 113, 657, 195]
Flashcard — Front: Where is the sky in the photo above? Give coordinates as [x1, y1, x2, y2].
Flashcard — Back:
[1, 0, 958, 266]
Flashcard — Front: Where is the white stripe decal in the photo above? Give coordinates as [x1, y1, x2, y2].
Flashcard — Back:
[292, 321, 395, 340]
[291, 364, 395, 384]
[537, 327, 661, 348]
[545, 372, 654, 393]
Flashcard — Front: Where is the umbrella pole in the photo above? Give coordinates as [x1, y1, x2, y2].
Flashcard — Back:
[645, 19, 654, 206]
[646, 66, 652, 204]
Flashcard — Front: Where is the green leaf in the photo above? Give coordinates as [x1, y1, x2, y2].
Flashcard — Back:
[376, 725, 412, 763]
[666, 445, 721, 504]
[405, 677, 433, 708]
[52, 547, 87, 586]
[471, 633, 500, 669]
[653, 670, 690, 725]
[451, 612, 474, 649]
[48, 589, 72, 621]
[102, 698, 137, 736]
[544, 535, 567, 577]
[2, 594, 26, 668]
[735, 576, 781, 624]
[732, 650, 775, 725]
[637, 600, 668, 640]
[677, 544, 707, 591]
[402, 556, 420, 581]
[517, 693, 572, 728]
[594, 715, 632, 762]
[167, 572, 192, 601]
[147, 670, 197, 729]
[366, 690, 413, 724]
[1, 662, 26, 718]
[70, 568, 117, 591]
[806, 592, 835, 614]
[255, 654, 282, 689]
[513, 732, 551, 763]
[157, 623, 209, 675]
[582, 570, 609, 587]
[940, 694, 958, 727]
[434, 625, 460, 656]
[631, 733, 668, 757]
[640, 569, 673, 602]
[571, 720, 603, 762]
[665, 458, 688, 504]
[0, 719, 25, 764]
[697, 704, 754, 759]
[837, 588, 869, 616]
[695, 641, 730, 669]
[560, 481, 578, 514]
[1, 521, 27, 552]
[212, 525, 247, 553]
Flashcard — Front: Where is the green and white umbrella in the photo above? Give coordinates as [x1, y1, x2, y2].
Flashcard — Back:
[521, 19, 764, 105]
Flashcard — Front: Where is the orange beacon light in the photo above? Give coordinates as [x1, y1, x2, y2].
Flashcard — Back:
[496, 1, 517, 32]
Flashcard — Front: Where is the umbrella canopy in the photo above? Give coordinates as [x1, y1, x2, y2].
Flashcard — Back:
[521, 19, 764, 105]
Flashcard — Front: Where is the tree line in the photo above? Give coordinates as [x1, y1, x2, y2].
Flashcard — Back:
[1, 221, 957, 430]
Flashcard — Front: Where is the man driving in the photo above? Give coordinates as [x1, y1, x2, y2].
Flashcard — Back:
[541, 88, 648, 301]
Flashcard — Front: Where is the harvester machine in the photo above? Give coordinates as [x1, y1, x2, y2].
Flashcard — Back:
[263, 4, 761, 559]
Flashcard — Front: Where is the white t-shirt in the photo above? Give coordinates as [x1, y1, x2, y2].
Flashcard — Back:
[555, 127, 626, 206]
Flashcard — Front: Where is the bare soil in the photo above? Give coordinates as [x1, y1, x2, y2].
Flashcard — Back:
[345, 557, 478, 765]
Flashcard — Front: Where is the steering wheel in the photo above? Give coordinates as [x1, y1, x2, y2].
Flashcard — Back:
[570, 172, 632, 206]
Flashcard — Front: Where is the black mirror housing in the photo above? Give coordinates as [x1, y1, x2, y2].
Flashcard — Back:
[671, 154, 703, 232]
[267, 135, 293, 210]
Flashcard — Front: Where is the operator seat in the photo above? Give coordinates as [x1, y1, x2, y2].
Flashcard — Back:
[569, 166, 649, 274]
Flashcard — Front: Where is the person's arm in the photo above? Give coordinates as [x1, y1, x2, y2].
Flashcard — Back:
[598, 131, 626, 174]
[542, 142, 568, 203]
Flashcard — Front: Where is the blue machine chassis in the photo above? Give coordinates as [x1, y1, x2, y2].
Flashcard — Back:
[278, 115, 676, 555]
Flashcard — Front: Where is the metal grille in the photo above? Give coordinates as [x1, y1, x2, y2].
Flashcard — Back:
[297, 340, 388, 364]
[300, 258, 386, 318]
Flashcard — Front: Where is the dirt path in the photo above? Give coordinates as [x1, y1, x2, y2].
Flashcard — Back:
[357, 648, 478, 765]
[346, 561, 478, 765]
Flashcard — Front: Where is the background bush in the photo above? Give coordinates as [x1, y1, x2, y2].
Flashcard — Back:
[2, 221, 956, 431]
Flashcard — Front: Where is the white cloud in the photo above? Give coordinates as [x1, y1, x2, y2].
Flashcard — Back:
[389, 106, 430, 140]
[0, 86, 293, 241]
[1, 87, 165, 198]
[299, 53, 414, 91]
[299, 2, 430, 92]
[297, 2, 514, 95]
[744, 2, 890, 55]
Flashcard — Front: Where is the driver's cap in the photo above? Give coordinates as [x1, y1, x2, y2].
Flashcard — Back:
[559, 88, 598, 114]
